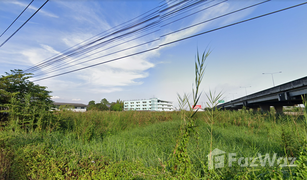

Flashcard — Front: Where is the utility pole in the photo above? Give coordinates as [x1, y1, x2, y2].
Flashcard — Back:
[240, 86, 251, 96]
[262, 71, 282, 87]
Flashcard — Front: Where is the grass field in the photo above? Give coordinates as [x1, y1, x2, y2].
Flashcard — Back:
[1, 109, 307, 179]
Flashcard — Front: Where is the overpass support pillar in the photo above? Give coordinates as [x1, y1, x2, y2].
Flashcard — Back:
[260, 105, 270, 113]
[274, 105, 283, 115]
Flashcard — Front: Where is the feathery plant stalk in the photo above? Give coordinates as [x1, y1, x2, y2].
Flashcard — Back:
[167, 49, 210, 177]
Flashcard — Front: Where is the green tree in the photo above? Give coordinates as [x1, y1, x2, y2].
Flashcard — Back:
[110, 103, 122, 111]
[100, 98, 109, 105]
[0, 69, 52, 106]
[87, 100, 109, 111]
[0, 69, 55, 131]
[95, 103, 109, 111]
[88, 100, 95, 106]
[110, 99, 123, 111]
[87, 100, 96, 111]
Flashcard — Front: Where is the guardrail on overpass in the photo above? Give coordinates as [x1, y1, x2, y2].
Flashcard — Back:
[216, 76, 307, 113]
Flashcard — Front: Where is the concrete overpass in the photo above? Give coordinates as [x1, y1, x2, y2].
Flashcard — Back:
[216, 76, 307, 114]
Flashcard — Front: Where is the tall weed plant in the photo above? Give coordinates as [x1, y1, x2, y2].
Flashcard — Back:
[167, 49, 214, 178]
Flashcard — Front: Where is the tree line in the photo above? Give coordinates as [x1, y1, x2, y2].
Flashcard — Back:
[0, 69, 123, 128]
[87, 98, 123, 111]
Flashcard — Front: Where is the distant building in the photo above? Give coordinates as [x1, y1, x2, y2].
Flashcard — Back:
[124, 98, 173, 111]
[192, 105, 204, 111]
[53, 102, 87, 112]
[192, 105, 202, 109]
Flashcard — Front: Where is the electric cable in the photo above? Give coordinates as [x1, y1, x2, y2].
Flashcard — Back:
[33, 0, 265, 77]
[27, 0, 225, 73]
[24, 0, 172, 72]
[0, 0, 49, 47]
[0, 0, 34, 37]
[31, 1, 307, 82]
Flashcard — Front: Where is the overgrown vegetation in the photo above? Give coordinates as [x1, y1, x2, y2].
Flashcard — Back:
[1, 110, 307, 179]
[0, 69, 55, 132]
[1, 55, 307, 179]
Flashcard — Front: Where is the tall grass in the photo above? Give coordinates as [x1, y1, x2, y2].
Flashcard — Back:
[166, 49, 210, 178]
[1, 110, 306, 179]
[1, 49, 307, 178]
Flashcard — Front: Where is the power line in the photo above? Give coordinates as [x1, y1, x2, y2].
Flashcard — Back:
[161, 0, 226, 27]
[30, 1, 227, 76]
[30, 0, 267, 78]
[24, 0, 173, 72]
[32, 1, 307, 82]
[30, 0, 229, 74]
[32, 30, 161, 77]
[26, 0, 209, 73]
[0, 0, 34, 37]
[32, 0, 266, 77]
[160, 1, 307, 46]
[27, 0, 263, 77]
[23, 4, 163, 72]
[0, 0, 49, 47]
[25, 0, 214, 73]
[161, 0, 270, 38]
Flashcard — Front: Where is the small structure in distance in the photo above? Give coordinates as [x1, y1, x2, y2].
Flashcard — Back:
[192, 105, 204, 111]
[53, 102, 87, 112]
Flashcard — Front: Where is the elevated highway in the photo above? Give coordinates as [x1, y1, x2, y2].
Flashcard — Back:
[216, 76, 307, 113]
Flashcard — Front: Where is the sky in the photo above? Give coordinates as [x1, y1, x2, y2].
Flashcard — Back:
[0, 0, 306, 108]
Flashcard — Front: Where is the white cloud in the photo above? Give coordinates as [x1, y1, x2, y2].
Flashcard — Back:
[21, 48, 52, 65]
[51, 96, 60, 99]
[40, 44, 60, 55]
[3, 0, 259, 99]
[54, 0, 110, 30]
[91, 87, 123, 94]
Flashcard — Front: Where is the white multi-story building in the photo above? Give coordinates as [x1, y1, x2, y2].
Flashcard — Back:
[124, 98, 173, 111]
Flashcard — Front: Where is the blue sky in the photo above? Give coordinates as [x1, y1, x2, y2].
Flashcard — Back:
[0, 0, 306, 108]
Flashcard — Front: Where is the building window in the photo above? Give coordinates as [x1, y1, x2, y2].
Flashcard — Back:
[130, 102, 134, 104]
[149, 104, 151, 106]
[137, 102, 140, 104]
[136, 105, 140, 107]
[143, 108, 146, 110]
[142, 101, 146, 103]
[81, 107, 85, 109]
[125, 102, 128, 104]
[143, 104, 147, 106]
[149, 101, 151, 103]
[131, 105, 134, 107]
